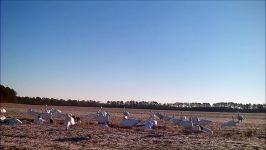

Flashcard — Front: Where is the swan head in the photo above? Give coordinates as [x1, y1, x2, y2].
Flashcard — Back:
[66, 113, 72, 117]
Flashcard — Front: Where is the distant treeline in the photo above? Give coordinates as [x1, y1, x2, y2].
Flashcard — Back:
[1, 84, 265, 113]
[0, 85, 17, 103]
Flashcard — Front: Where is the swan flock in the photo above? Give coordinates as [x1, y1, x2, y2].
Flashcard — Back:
[0, 106, 245, 134]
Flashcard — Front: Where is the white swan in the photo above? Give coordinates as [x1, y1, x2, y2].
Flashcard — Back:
[39, 111, 52, 122]
[0, 115, 6, 121]
[171, 113, 189, 126]
[27, 108, 39, 116]
[237, 112, 244, 122]
[154, 112, 171, 121]
[95, 112, 110, 128]
[155, 112, 165, 120]
[34, 115, 46, 125]
[201, 126, 213, 135]
[142, 115, 158, 129]
[119, 116, 140, 128]
[221, 116, 239, 128]
[2, 117, 23, 125]
[72, 115, 81, 124]
[197, 119, 212, 126]
[0, 108, 6, 113]
[189, 116, 199, 124]
[189, 116, 212, 126]
[178, 112, 187, 120]
[191, 125, 213, 135]
[119, 108, 140, 127]
[94, 107, 110, 128]
[170, 115, 182, 125]
[27, 108, 52, 123]
[50, 108, 64, 118]
[44, 105, 50, 113]
[64, 113, 75, 130]
[180, 118, 213, 135]
[122, 107, 130, 117]
[180, 119, 193, 129]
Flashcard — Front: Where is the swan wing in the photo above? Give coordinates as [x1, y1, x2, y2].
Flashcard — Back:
[198, 119, 212, 126]
[120, 118, 140, 127]
[202, 127, 213, 135]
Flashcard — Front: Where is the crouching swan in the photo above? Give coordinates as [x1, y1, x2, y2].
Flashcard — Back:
[1, 117, 23, 125]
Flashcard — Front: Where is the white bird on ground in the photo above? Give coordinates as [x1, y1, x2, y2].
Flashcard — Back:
[237, 112, 245, 122]
[155, 112, 165, 120]
[155, 112, 171, 121]
[170, 113, 189, 126]
[179, 112, 187, 120]
[0, 108, 6, 113]
[72, 115, 81, 124]
[44, 105, 50, 113]
[170, 115, 182, 125]
[170, 114, 213, 135]
[200, 126, 213, 135]
[170, 113, 193, 129]
[2, 117, 23, 125]
[34, 115, 46, 125]
[180, 119, 193, 130]
[197, 119, 212, 126]
[64, 113, 75, 130]
[119, 108, 140, 127]
[96, 112, 110, 128]
[119, 116, 140, 128]
[0, 115, 6, 121]
[189, 116, 199, 124]
[27, 108, 52, 123]
[122, 107, 130, 117]
[142, 115, 158, 129]
[50, 108, 64, 118]
[191, 125, 213, 135]
[189, 116, 212, 126]
[27, 108, 39, 116]
[95, 107, 110, 128]
[221, 116, 239, 128]
[179, 117, 213, 135]
[39, 111, 52, 122]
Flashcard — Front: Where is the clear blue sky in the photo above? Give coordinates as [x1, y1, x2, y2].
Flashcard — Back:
[1, 1, 265, 104]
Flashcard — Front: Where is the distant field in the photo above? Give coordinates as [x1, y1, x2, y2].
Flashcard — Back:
[0, 103, 265, 150]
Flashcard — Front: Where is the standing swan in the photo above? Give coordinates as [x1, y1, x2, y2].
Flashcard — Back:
[237, 112, 245, 122]
[64, 113, 75, 130]
[94, 107, 110, 128]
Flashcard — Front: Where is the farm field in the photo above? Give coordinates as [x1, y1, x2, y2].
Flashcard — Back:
[0, 103, 265, 150]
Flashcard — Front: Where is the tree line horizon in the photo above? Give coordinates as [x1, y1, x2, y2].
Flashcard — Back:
[1, 84, 265, 113]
